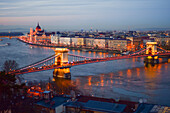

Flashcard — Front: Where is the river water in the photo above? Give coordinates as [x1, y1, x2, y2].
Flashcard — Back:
[0, 38, 170, 106]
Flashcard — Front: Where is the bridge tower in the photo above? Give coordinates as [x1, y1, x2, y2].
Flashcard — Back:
[146, 42, 157, 55]
[144, 42, 159, 64]
[53, 48, 71, 79]
[54, 48, 69, 66]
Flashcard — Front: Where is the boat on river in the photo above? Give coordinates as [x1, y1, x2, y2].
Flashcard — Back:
[0, 43, 10, 46]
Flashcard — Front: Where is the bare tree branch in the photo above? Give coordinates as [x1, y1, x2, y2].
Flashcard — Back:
[2, 60, 19, 73]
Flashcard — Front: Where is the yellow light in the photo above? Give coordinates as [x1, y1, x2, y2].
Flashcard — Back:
[148, 56, 152, 59]
[146, 42, 157, 45]
[154, 56, 158, 59]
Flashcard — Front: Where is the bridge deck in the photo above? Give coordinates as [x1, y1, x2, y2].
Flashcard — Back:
[10, 52, 170, 75]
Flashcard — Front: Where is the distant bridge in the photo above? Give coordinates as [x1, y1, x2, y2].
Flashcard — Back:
[0, 36, 19, 39]
[9, 44, 170, 75]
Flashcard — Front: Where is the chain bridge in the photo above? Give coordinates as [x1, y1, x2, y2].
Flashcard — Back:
[9, 42, 170, 76]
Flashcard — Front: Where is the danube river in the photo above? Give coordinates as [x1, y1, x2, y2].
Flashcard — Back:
[0, 38, 170, 106]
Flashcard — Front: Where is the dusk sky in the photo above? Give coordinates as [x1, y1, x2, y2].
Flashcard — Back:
[0, 0, 170, 31]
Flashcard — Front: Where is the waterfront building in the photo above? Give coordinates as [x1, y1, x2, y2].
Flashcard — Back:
[49, 30, 140, 51]
[108, 39, 131, 51]
[71, 37, 85, 47]
[71, 37, 78, 47]
[59, 36, 71, 46]
[51, 34, 59, 44]
[126, 36, 142, 50]
[28, 23, 55, 43]
[77, 37, 85, 46]
[93, 38, 106, 49]
[85, 37, 94, 47]
[51, 36, 131, 50]
[151, 36, 170, 46]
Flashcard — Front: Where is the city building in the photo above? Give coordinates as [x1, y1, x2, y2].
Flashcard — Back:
[27, 86, 44, 99]
[71, 37, 78, 47]
[152, 36, 170, 46]
[143, 38, 155, 46]
[51, 34, 59, 44]
[28, 23, 55, 43]
[108, 39, 131, 51]
[64, 95, 138, 113]
[85, 37, 94, 48]
[50, 30, 170, 51]
[35, 91, 70, 113]
[77, 37, 85, 46]
[93, 38, 106, 49]
[71, 37, 85, 47]
[135, 103, 170, 113]
[59, 36, 71, 46]
[126, 36, 142, 50]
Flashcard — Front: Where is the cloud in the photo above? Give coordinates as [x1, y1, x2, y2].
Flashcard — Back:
[0, 0, 170, 29]
[0, 0, 98, 17]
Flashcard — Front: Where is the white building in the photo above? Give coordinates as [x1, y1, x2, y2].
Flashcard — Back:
[93, 38, 106, 48]
[85, 37, 94, 47]
[71, 37, 78, 46]
[60, 37, 71, 46]
[51, 35, 59, 44]
[108, 39, 131, 50]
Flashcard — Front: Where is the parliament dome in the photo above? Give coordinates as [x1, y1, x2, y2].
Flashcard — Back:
[35, 23, 41, 31]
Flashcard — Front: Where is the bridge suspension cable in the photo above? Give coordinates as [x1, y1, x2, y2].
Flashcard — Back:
[130, 47, 149, 56]
[17, 54, 61, 71]
[10, 46, 170, 75]
[68, 54, 97, 60]
[156, 46, 170, 53]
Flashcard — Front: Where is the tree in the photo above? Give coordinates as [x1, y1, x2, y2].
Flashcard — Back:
[2, 60, 19, 73]
[0, 71, 35, 113]
[0, 71, 17, 112]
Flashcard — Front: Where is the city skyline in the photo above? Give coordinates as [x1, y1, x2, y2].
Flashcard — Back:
[0, 0, 170, 31]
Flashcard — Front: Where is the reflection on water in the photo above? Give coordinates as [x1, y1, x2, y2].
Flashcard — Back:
[51, 77, 74, 95]
[0, 38, 170, 106]
[53, 68, 71, 79]
[72, 62, 170, 106]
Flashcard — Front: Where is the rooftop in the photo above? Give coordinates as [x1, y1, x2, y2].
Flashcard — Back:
[36, 96, 70, 109]
[64, 95, 137, 112]
[64, 100, 126, 113]
[43, 91, 51, 94]
[135, 103, 170, 113]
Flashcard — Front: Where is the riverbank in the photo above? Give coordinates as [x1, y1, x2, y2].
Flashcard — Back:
[17, 38, 121, 54]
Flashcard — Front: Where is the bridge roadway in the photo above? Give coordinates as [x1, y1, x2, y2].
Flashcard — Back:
[10, 52, 170, 75]
[0, 36, 19, 39]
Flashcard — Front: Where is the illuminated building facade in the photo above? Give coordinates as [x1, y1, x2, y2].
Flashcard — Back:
[51, 34, 59, 44]
[71, 37, 85, 46]
[108, 39, 131, 51]
[60, 36, 71, 46]
[51, 36, 131, 50]
[93, 38, 106, 49]
[71, 37, 78, 47]
[126, 36, 142, 50]
[28, 23, 55, 43]
[85, 37, 94, 47]
[152, 37, 170, 46]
